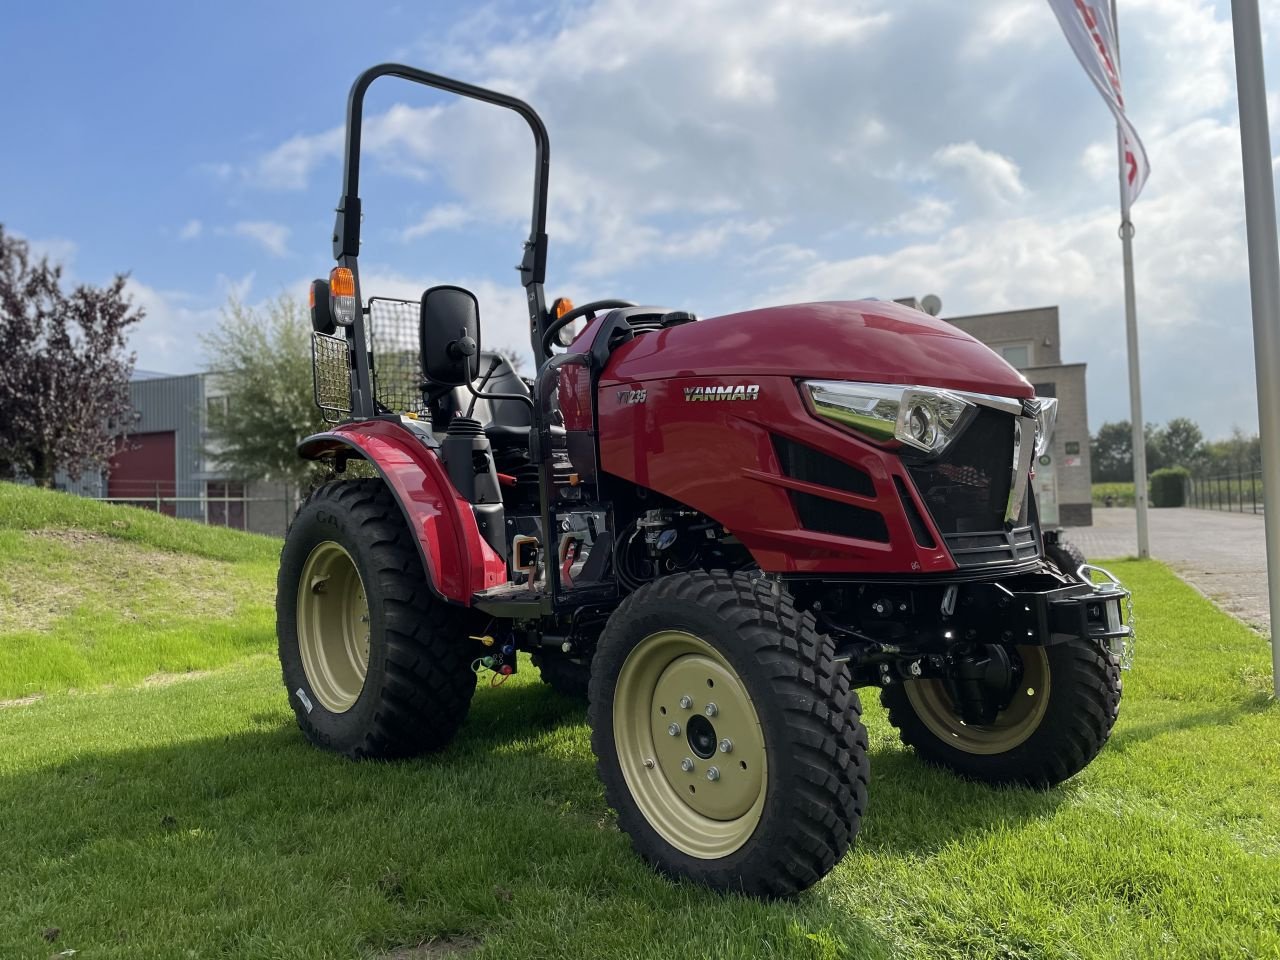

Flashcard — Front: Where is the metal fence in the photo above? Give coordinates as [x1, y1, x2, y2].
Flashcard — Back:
[1189, 469, 1265, 514]
[77, 479, 295, 536]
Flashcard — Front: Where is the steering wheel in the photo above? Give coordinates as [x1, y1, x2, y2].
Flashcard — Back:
[542, 299, 637, 356]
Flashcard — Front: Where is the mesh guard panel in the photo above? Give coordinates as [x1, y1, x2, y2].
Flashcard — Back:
[311, 332, 351, 424]
[367, 297, 427, 416]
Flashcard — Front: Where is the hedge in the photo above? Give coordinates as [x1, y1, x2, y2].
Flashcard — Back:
[1150, 466, 1190, 507]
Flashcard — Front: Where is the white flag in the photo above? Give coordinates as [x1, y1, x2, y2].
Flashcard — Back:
[1047, 0, 1149, 211]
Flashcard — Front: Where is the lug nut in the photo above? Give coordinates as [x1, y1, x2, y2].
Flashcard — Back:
[667, 722, 681, 736]
[643, 758, 655, 769]
[679, 696, 693, 709]
[718, 738, 733, 753]
[704, 702, 718, 717]
[681, 757, 695, 773]
[706, 766, 720, 782]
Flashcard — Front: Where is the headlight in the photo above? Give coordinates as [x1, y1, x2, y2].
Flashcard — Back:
[1026, 397, 1058, 457]
[803, 380, 976, 455]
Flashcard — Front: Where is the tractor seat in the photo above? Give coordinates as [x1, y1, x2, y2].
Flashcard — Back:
[437, 352, 552, 450]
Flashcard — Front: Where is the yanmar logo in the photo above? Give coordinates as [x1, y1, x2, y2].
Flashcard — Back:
[683, 384, 760, 402]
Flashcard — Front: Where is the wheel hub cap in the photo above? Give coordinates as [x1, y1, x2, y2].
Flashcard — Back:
[905, 645, 1051, 754]
[296, 541, 371, 714]
[613, 630, 768, 859]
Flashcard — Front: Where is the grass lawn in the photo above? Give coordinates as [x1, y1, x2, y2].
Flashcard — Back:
[1, 482, 1277, 959]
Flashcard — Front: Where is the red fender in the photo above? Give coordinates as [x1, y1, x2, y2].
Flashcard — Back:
[298, 420, 507, 604]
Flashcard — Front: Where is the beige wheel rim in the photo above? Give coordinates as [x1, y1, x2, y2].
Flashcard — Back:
[613, 630, 768, 860]
[905, 646, 1051, 755]
[296, 541, 371, 714]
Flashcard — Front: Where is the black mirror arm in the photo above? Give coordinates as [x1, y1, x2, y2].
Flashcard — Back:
[465, 356, 502, 418]
[463, 379, 535, 413]
[455, 329, 535, 413]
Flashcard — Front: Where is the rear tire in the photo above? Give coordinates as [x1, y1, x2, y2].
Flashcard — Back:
[589, 571, 868, 897]
[277, 479, 478, 759]
[882, 637, 1121, 787]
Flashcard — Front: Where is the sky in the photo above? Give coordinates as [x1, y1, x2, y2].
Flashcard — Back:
[2, 0, 1277, 438]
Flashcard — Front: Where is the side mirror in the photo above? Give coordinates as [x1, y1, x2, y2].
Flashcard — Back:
[420, 285, 481, 386]
[309, 279, 335, 334]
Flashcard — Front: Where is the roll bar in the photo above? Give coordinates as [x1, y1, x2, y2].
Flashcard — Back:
[332, 64, 553, 417]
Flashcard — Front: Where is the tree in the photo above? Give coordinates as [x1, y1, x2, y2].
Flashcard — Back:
[1202, 427, 1261, 475]
[1160, 417, 1204, 469]
[1089, 420, 1168, 482]
[1090, 421, 1136, 482]
[200, 295, 328, 494]
[0, 225, 141, 487]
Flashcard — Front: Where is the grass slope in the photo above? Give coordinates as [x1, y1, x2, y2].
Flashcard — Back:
[1, 485, 1277, 959]
[0, 482, 279, 699]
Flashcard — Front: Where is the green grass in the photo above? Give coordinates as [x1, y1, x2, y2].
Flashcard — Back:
[0, 482, 279, 699]
[1, 485, 1278, 959]
[1092, 482, 1136, 507]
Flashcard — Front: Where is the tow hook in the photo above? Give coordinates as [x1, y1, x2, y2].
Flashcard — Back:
[1077, 564, 1135, 669]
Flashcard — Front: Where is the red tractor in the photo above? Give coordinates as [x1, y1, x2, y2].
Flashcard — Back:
[278, 65, 1133, 897]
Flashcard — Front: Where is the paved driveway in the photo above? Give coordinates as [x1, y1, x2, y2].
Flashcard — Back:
[1065, 507, 1272, 632]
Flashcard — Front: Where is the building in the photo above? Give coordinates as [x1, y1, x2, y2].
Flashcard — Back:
[57, 370, 294, 536]
[942, 306, 1093, 527]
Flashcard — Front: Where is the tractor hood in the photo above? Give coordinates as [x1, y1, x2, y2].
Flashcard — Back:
[601, 300, 1034, 398]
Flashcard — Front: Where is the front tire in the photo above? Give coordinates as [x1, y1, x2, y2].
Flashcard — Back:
[589, 571, 868, 897]
[1045, 535, 1088, 582]
[277, 479, 478, 759]
[532, 652, 591, 700]
[882, 637, 1121, 787]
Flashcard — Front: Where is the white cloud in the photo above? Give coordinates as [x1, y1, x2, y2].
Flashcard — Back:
[1080, 142, 1113, 182]
[933, 142, 1028, 206]
[959, 0, 1051, 60]
[873, 196, 954, 236]
[231, 221, 291, 258]
[178, 219, 202, 241]
[123, 277, 222, 374]
[249, 128, 344, 191]
[22, 234, 78, 267]
[206, 0, 1265, 434]
[401, 204, 471, 241]
[197, 161, 234, 182]
[573, 219, 774, 279]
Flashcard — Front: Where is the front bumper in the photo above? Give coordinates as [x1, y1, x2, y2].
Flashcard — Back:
[969, 563, 1134, 667]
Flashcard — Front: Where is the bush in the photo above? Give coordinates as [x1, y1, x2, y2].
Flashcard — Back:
[1092, 482, 1135, 507]
[1150, 467, 1190, 507]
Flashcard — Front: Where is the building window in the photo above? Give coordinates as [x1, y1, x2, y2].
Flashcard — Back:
[1001, 344, 1031, 368]
[206, 480, 246, 530]
[1031, 382, 1057, 397]
[206, 395, 229, 421]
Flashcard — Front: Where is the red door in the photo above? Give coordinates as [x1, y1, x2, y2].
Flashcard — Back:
[108, 431, 177, 515]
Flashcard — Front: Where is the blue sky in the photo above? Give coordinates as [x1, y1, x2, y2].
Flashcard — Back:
[2, 0, 1275, 437]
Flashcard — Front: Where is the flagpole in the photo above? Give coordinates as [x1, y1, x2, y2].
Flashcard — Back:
[1229, 0, 1280, 696]
[1110, 1, 1151, 559]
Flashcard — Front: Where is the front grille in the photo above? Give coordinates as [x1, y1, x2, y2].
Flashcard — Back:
[790, 491, 889, 543]
[894, 476, 936, 549]
[773, 435, 875, 497]
[905, 407, 1039, 567]
[946, 525, 1040, 566]
[907, 407, 1018, 533]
